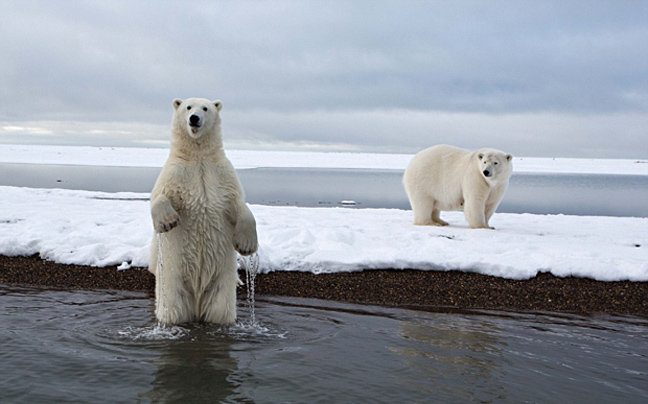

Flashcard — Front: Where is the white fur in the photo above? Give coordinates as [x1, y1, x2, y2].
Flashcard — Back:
[403, 144, 512, 229]
[149, 97, 258, 325]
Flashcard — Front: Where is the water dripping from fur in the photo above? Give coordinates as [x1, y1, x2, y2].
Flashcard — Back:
[156, 232, 170, 325]
[238, 252, 260, 326]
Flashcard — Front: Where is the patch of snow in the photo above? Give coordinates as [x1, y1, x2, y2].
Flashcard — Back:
[0, 186, 645, 281]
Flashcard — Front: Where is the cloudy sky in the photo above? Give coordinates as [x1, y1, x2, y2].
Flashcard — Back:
[0, 0, 646, 158]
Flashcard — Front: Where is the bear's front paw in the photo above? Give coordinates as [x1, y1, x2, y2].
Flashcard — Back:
[234, 208, 258, 255]
[234, 225, 258, 256]
[235, 235, 258, 256]
[154, 211, 180, 233]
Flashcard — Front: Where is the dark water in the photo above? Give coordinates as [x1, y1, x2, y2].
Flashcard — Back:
[0, 163, 647, 217]
[1, 285, 646, 404]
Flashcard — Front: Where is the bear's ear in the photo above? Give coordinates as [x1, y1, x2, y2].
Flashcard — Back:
[172, 99, 183, 110]
[213, 100, 223, 112]
[506, 154, 512, 161]
[478, 153, 484, 160]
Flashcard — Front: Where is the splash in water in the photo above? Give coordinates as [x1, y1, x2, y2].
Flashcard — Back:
[118, 323, 189, 341]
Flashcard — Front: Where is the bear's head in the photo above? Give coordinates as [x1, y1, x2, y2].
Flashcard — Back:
[172, 98, 223, 140]
[476, 149, 513, 181]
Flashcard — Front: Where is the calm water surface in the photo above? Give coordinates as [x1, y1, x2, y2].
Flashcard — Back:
[1, 163, 647, 217]
[1, 286, 646, 404]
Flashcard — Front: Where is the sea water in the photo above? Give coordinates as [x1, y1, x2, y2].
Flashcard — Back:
[0, 286, 646, 403]
[1, 163, 647, 217]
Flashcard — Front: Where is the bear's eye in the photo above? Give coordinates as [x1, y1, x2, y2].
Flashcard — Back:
[494, 162, 498, 165]
[186, 106, 192, 111]
[202, 107, 208, 112]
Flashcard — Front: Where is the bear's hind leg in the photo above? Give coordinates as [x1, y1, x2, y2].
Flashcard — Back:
[202, 286, 237, 324]
[412, 197, 440, 226]
[200, 271, 238, 324]
[431, 208, 449, 226]
[155, 286, 196, 325]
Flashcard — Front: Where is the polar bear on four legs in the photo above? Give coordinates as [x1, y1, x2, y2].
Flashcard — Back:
[403, 144, 512, 229]
[149, 98, 258, 325]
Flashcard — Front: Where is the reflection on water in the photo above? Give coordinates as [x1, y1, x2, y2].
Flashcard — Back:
[0, 286, 646, 403]
[392, 316, 505, 401]
[1, 163, 647, 217]
[141, 327, 240, 403]
[506, 172, 648, 217]
[0, 163, 161, 193]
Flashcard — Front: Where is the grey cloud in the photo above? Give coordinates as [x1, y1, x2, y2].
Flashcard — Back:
[224, 109, 648, 158]
[0, 1, 646, 157]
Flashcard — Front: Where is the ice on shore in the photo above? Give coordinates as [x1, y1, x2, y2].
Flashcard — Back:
[0, 186, 646, 282]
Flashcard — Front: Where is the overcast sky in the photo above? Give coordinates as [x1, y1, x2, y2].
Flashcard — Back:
[1, 0, 646, 158]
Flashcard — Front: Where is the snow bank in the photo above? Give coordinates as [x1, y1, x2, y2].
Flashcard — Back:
[1, 186, 646, 281]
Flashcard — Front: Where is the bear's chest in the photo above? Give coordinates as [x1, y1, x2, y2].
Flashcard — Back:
[172, 162, 236, 218]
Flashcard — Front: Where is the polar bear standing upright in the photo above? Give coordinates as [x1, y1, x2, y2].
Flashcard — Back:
[403, 144, 512, 229]
[149, 98, 258, 325]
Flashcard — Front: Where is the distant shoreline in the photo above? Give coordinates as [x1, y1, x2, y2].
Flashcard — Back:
[1, 254, 646, 318]
[1, 144, 647, 175]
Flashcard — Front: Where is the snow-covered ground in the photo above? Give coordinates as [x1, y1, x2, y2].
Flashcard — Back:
[0, 145, 646, 282]
[0, 186, 646, 282]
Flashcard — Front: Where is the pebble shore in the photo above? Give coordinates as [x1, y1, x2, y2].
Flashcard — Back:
[1, 254, 646, 317]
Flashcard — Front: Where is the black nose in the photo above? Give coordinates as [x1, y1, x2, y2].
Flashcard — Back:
[189, 115, 200, 125]
[483, 170, 491, 177]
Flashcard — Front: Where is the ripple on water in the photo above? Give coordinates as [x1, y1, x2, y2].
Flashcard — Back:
[2, 285, 647, 404]
[116, 323, 190, 341]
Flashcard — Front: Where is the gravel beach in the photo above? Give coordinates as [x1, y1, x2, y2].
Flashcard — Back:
[1, 254, 646, 317]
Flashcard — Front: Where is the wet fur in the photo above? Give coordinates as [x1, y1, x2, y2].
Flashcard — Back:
[149, 98, 257, 325]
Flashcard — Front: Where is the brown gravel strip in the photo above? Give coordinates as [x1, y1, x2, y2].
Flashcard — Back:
[0, 254, 155, 292]
[1, 254, 646, 317]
